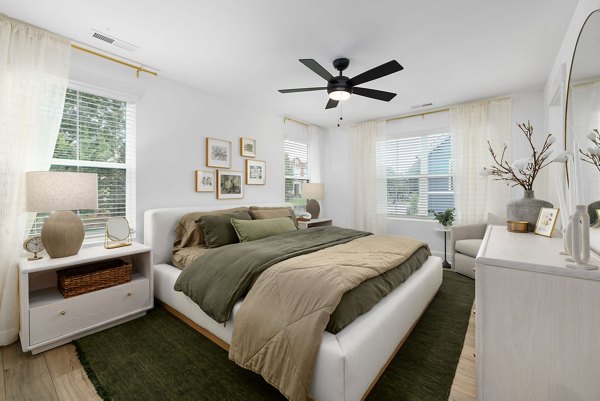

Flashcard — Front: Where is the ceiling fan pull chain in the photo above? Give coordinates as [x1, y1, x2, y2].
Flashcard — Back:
[338, 101, 343, 127]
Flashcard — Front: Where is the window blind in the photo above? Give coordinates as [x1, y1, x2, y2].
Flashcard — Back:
[378, 132, 454, 217]
[31, 87, 136, 241]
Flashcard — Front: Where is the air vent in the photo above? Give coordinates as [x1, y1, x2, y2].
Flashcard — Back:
[92, 32, 114, 44]
[411, 102, 434, 109]
[90, 30, 138, 52]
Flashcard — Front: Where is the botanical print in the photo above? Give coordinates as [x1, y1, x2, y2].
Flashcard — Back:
[196, 170, 215, 192]
[220, 174, 242, 194]
[534, 207, 559, 237]
[246, 159, 266, 185]
[217, 170, 244, 199]
[241, 137, 256, 157]
[206, 138, 232, 168]
[211, 145, 228, 161]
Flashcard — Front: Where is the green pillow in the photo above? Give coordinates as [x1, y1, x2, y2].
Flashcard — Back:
[231, 217, 297, 242]
[196, 211, 252, 248]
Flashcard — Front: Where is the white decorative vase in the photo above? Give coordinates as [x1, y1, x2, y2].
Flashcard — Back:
[568, 205, 596, 270]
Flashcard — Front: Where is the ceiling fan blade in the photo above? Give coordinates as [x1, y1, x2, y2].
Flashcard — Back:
[325, 98, 339, 109]
[348, 60, 403, 87]
[278, 87, 327, 93]
[352, 87, 397, 101]
[300, 59, 334, 81]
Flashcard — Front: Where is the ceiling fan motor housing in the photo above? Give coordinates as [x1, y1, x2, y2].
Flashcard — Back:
[327, 76, 352, 95]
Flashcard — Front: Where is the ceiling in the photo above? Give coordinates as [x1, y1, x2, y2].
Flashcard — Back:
[0, 0, 578, 128]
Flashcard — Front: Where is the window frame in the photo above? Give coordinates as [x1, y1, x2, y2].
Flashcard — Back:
[284, 138, 310, 211]
[31, 81, 137, 243]
[379, 128, 454, 219]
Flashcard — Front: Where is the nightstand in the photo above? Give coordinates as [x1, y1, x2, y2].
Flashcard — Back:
[19, 242, 153, 354]
[298, 217, 333, 229]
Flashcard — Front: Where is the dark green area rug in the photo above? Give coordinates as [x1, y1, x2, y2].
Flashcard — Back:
[75, 271, 474, 401]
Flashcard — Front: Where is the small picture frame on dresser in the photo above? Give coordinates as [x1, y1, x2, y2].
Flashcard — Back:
[534, 207, 559, 237]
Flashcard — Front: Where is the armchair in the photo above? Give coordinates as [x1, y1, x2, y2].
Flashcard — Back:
[450, 223, 487, 279]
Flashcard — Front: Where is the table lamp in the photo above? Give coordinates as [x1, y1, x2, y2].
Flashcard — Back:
[302, 183, 324, 219]
[26, 171, 98, 258]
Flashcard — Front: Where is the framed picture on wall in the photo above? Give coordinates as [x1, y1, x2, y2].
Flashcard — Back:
[206, 137, 232, 168]
[246, 159, 266, 185]
[217, 170, 244, 199]
[195, 170, 215, 192]
[240, 137, 256, 157]
[534, 207, 559, 237]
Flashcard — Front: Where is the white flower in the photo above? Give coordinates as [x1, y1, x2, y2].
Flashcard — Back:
[502, 141, 509, 149]
[589, 146, 597, 154]
[594, 147, 600, 156]
[552, 150, 571, 163]
[479, 167, 492, 177]
[588, 131, 598, 141]
[511, 157, 530, 171]
[548, 136, 556, 145]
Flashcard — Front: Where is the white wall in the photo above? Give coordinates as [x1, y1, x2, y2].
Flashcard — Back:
[69, 50, 284, 242]
[322, 88, 546, 259]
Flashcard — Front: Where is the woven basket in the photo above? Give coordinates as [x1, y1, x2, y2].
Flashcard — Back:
[57, 259, 132, 298]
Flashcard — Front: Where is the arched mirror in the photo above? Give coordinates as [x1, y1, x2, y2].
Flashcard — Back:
[566, 9, 600, 252]
[105, 217, 132, 249]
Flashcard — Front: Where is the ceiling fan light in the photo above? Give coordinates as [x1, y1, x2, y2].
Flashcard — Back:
[328, 90, 351, 102]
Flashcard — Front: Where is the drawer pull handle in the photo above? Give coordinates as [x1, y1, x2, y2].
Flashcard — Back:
[127, 292, 132, 296]
[59, 311, 66, 316]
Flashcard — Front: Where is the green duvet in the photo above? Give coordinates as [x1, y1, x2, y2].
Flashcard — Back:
[174, 226, 429, 333]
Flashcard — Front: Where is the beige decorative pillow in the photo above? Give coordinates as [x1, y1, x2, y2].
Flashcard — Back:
[249, 206, 299, 228]
[171, 245, 210, 269]
[173, 207, 249, 250]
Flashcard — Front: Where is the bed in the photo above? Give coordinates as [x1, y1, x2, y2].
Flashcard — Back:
[144, 203, 442, 401]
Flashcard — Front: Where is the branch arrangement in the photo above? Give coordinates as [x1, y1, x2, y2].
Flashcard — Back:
[580, 129, 600, 172]
[481, 121, 555, 190]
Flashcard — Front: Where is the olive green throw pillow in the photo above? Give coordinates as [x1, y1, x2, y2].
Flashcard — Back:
[231, 217, 297, 242]
[196, 211, 252, 248]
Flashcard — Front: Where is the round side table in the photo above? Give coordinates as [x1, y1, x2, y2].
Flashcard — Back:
[435, 226, 452, 269]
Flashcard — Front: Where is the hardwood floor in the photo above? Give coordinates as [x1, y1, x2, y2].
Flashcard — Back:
[449, 304, 477, 401]
[1, 304, 477, 401]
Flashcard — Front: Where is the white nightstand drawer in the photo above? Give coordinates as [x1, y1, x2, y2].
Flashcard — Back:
[29, 278, 150, 345]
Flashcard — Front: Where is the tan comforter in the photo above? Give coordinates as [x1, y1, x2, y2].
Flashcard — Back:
[228, 235, 427, 401]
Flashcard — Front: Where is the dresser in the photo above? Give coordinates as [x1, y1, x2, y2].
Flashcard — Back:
[475, 225, 600, 401]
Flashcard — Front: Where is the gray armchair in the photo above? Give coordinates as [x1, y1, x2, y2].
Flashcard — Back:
[450, 223, 487, 279]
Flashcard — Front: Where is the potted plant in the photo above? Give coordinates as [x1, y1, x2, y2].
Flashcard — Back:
[480, 121, 555, 231]
[429, 208, 455, 228]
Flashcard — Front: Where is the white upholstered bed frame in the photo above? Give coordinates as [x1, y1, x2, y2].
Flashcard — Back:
[144, 204, 443, 401]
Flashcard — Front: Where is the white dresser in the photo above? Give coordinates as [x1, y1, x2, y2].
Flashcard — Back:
[475, 225, 600, 401]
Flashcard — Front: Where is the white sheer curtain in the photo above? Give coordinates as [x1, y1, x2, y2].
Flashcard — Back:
[347, 121, 388, 234]
[569, 81, 600, 203]
[308, 125, 322, 183]
[0, 15, 71, 345]
[451, 98, 512, 224]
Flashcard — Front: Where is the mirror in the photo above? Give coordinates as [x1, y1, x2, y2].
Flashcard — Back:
[105, 217, 132, 249]
[565, 9, 600, 254]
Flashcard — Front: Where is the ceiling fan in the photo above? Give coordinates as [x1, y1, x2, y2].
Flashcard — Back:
[278, 58, 403, 109]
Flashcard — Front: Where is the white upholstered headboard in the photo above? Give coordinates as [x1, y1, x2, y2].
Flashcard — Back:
[144, 202, 292, 265]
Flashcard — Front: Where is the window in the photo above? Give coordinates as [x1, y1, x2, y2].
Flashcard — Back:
[31, 85, 136, 240]
[284, 139, 309, 210]
[379, 132, 453, 217]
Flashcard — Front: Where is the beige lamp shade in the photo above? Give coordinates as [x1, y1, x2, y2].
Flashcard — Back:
[302, 183, 324, 200]
[26, 171, 98, 212]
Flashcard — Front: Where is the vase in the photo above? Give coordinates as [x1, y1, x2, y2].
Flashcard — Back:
[507, 189, 553, 232]
[568, 205, 596, 269]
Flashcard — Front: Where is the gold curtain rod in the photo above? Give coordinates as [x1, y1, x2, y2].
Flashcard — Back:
[386, 108, 450, 122]
[71, 44, 158, 78]
[283, 116, 310, 127]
